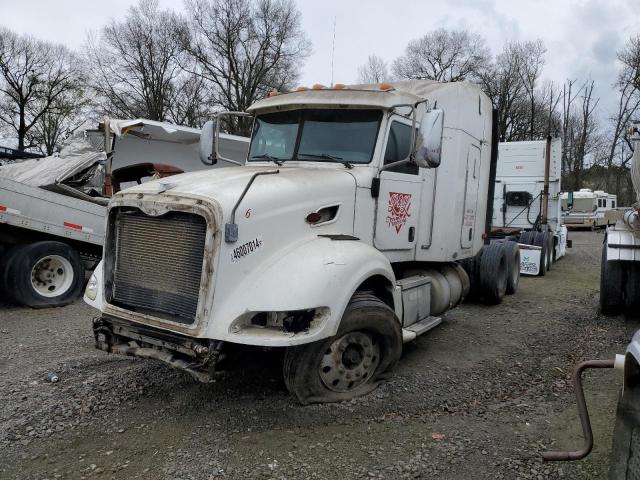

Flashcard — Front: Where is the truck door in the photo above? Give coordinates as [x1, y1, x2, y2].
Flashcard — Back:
[460, 144, 481, 249]
[374, 119, 422, 251]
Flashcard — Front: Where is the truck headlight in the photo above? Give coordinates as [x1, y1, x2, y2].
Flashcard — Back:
[85, 274, 98, 301]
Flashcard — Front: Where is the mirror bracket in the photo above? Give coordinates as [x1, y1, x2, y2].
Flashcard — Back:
[200, 111, 253, 167]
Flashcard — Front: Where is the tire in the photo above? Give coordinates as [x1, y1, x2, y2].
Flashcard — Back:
[0, 245, 21, 303]
[479, 243, 508, 305]
[625, 263, 640, 310]
[283, 292, 402, 404]
[459, 251, 482, 300]
[519, 231, 535, 246]
[533, 232, 548, 276]
[546, 232, 554, 270]
[6, 241, 85, 308]
[609, 359, 640, 480]
[599, 242, 624, 315]
[503, 241, 521, 295]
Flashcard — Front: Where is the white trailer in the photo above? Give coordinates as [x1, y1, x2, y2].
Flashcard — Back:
[85, 80, 521, 403]
[0, 121, 249, 307]
[491, 138, 569, 276]
[562, 188, 621, 230]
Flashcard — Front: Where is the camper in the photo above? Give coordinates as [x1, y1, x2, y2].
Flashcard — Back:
[562, 188, 620, 229]
[85, 80, 521, 403]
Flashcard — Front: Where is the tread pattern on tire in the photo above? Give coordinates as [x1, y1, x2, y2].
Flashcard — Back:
[479, 243, 508, 305]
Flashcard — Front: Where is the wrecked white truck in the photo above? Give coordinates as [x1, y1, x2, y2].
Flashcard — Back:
[85, 80, 513, 403]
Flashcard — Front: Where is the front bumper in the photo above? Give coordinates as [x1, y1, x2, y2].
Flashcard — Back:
[92, 316, 224, 383]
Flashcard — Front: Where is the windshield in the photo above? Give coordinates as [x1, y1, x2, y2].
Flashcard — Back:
[248, 109, 382, 164]
[571, 198, 597, 212]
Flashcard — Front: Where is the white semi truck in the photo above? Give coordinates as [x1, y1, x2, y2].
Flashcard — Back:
[84, 80, 519, 403]
[491, 138, 569, 276]
[0, 120, 248, 307]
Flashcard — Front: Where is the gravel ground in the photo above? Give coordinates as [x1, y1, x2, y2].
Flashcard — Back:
[1, 230, 638, 480]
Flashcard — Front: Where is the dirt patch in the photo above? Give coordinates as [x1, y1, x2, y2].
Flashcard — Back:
[1, 231, 638, 479]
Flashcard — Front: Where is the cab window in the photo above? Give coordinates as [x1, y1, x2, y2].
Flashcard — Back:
[384, 121, 418, 175]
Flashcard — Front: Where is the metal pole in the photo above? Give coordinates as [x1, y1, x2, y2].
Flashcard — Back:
[541, 136, 552, 225]
[542, 359, 615, 461]
[484, 109, 499, 244]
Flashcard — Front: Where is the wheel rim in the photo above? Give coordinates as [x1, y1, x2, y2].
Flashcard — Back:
[30, 255, 74, 298]
[319, 331, 381, 392]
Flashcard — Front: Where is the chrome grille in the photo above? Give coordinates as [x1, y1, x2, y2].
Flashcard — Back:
[109, 209, 207, 324]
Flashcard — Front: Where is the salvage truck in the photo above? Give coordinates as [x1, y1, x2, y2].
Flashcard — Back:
[0, 120, 248, 307]
[85, 80, 517, 403]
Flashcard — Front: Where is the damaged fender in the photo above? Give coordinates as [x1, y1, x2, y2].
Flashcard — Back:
[211, 236, 399, 347]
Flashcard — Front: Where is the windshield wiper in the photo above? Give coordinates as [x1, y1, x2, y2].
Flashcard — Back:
[296, 152, 353, 169]
[250, 154, 285, 166]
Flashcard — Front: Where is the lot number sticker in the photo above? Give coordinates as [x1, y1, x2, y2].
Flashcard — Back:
[230, 236, 263, 263]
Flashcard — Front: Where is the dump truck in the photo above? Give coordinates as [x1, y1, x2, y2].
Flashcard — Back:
[0, 120, 249, 307]
[85, 80, 520, 403]
[491, 138, 569, 277]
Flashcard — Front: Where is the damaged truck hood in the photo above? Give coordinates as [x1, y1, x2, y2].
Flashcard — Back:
[116, 165, 358, 221]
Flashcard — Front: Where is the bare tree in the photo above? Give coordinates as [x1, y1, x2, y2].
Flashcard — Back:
[562, 81, 600, 191]
[518, 40, 546, 140]
[478, 42, 528, 141]
[29, 85, 91, 155]
[392, 29, 490, 82]
[180, 0, 311, 135]
[85, 0, 191, 121]
[0, 27, 83, 152]
[357, 55, 389, 84]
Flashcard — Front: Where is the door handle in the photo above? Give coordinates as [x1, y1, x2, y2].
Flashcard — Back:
[408, 226, 415, 242]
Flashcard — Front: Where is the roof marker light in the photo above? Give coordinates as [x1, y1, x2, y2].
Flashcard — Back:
[268, 90, 279, 97]
[379, 83, 393, 91]
[312, 84, 325, 90]
[296, 86, 308, 92]
[333, 83, 346, 90]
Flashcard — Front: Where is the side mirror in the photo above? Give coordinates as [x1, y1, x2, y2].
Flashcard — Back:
[415, 109, 444, 168]
[199, 119, 218, 166]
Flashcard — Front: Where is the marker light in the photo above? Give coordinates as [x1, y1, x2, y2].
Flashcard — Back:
[296, 86, 308, 91]
[333, 83, 346, 89]
[268, 90, 279, 97]
[312, 84, 325, 90]
[379, 83, 392, 91]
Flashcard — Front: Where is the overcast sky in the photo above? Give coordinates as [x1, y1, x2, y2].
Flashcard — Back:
[1, 0, 638, 120]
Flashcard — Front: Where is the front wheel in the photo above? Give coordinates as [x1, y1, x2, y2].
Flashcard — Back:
[283, 293, 402, 404]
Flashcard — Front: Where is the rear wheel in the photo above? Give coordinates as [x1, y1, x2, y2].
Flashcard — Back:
[599, 242, 624, 315]
[479, 243, 508, 305]
[7, 241, 84, 308]
[534, 232, 549, 276]
[283, 293, 402, 404]
[503, 241, 521, 295]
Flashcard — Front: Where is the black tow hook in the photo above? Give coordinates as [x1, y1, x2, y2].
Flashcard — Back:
[542, 359, 616, 461]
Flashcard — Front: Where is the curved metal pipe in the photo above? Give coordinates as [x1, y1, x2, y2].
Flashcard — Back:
[542, 359, 615, 461]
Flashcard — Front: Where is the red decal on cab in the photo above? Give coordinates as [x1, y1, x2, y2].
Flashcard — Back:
[386, 192, 412, 234]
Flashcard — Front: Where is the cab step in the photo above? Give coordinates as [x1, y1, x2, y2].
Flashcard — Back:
[401, 316, 442, 343]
